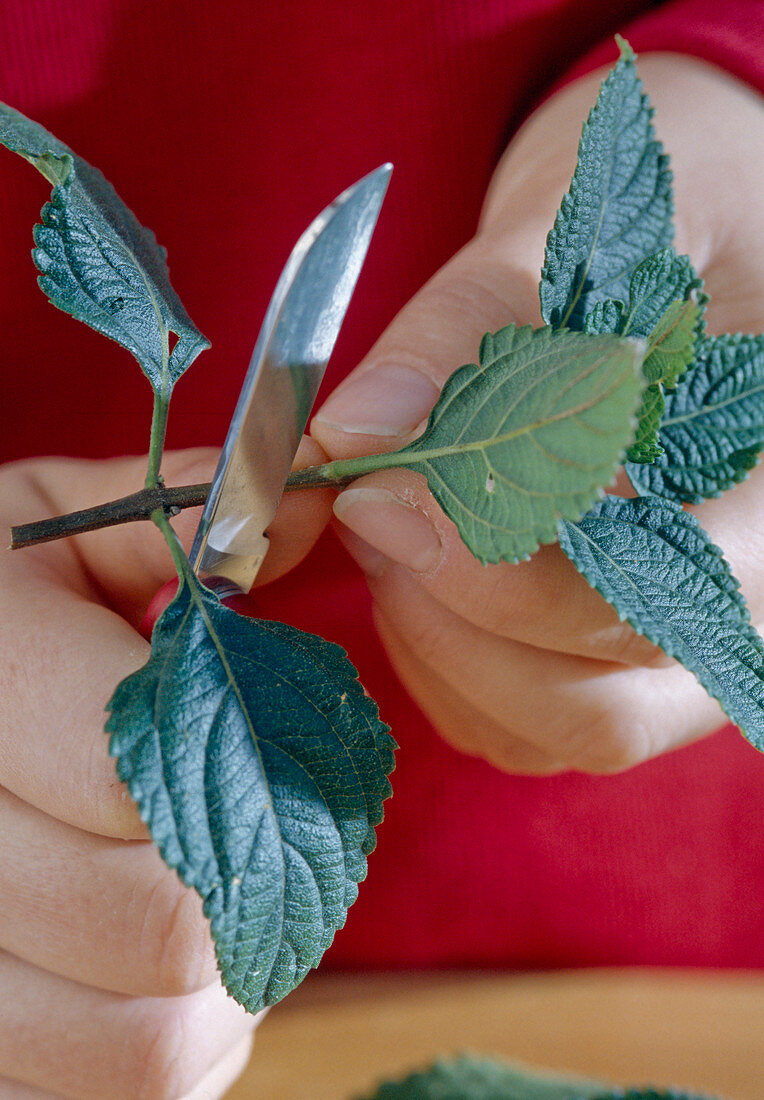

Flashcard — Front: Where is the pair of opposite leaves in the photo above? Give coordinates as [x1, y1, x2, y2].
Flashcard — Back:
[1, 37, 763, 1015]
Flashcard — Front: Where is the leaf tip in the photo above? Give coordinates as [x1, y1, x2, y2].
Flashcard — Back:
[615, 34, 636, 63]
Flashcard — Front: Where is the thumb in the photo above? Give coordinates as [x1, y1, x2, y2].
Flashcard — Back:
[311, 234, 542, 460]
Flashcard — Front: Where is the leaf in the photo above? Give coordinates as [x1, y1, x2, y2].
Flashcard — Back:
[621, 248, 705, 339]
[106, 570, 395, 1013]
[380, 323, 645, 564]
[584, 297, 625, 336]
[626, 334, 764, 502]
[642, 297, 701, 389]
[540, 38, 673, 330]
[585, 252, 703, 462]
[360, 1054, 714, 1100]
[360, 1055, 606, 1100]
[627, 383, 665, 462]
[558, 496, 764, 753]
[0, 101, 209, 394]
[624, 298, 702, 462]
[584, 248, 705, 342]
[592, 1094, 718, 1100]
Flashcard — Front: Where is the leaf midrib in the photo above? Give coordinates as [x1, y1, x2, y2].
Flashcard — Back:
[558, 84, 632, 329]
[405, 372, 633, 465]
[76, 197, 171, 387]
[662, 378, 764, 426]
[570, 520, 764, 707]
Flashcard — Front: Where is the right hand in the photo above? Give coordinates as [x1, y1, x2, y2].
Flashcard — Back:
[0, 446, 331, 1099]
[311, 55, 764, 775]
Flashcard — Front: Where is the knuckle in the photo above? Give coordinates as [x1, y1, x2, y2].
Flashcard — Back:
[430, 267, 514, 332]
[142, 874, 216, 997]
[484, 735, 566, 776]
[463, 566, 519, 636]
[136, 1004, 199, 1100]
[561, 696, 654, 773]
[596, 622, 673, 668]
[375, 597, 451, 665]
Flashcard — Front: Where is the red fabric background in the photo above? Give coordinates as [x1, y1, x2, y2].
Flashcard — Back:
[1, 0, 762, 970]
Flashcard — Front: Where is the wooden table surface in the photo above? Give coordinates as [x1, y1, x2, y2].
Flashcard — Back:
[227, 968, 763, 1100]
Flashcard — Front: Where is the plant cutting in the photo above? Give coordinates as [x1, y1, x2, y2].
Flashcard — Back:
[363, 1054, 717, 1099]
[5, 35, 764, 1026]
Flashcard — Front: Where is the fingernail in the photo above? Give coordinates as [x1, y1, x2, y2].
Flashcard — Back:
[315, 364, 440, 436]
[333, 487, 442, 573]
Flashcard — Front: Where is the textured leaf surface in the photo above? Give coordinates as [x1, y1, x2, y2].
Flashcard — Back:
[107, 573, 395, 1012]
[361, 1055, 605, 1099]
[385, 324, 644, 564]
[627, 383, 665, 462]
[585, 252, 702, 463]
[0, 101, 209, 392]
[625, 299, 701, 462]
[584, 248, 704, 342]
[540, 39, 673, 330]
[643, 298, 702, 389]
[626, 334, 764, 501]
[361, 1055, 713, 1100]
[558, 496, 764, 752]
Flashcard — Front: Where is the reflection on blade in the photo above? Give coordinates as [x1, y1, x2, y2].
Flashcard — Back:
[190, 164, 392, 591]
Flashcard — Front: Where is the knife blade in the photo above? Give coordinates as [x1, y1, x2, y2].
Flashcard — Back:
[189, 163, 392, 591]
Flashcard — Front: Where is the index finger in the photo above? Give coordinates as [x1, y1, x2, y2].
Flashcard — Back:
[1, 466, 153, 839]
[330, 465, 669, 667]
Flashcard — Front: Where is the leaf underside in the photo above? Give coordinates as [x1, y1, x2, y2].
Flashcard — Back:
[360, 1054, 712, 1100]
[558, 496, 764, 752]
[0, 101, 209, 392]
[626, 334, 764, 502]
[388, 323, 644, 564]
[107, 575, 395, 1012]
[540, 40, 673, 331]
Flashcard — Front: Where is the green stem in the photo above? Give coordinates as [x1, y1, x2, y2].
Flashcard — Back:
[151, 506, 195, 586]
[145, 389, 171, 489]
[284, 449, 409, 490]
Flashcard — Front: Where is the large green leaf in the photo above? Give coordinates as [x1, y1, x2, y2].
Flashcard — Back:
[106, 571, 395, 1012]
[540, 38, 673, 330]
[361, 1054, 713, 1100]
[626, 334, 764, 502]
[558, 496, 764, 752]
[379, 324, 645, 564]
[0, 101, 209, 394]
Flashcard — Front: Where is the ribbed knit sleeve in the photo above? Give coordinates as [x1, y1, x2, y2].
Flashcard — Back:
[568, 0, 764, 93]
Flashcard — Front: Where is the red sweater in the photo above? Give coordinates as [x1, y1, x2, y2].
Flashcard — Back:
[1, 0, 762, 969]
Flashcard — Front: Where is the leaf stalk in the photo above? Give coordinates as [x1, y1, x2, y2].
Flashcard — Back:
[145, 388, 171, 488]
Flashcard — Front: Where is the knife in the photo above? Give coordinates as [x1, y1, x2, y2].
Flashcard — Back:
[139, 164, 391, 634]
[188, 163, 392, 593]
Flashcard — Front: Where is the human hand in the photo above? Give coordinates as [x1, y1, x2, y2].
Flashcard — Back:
[0, 445, 330, 1099]
[311, 55, 764, 775]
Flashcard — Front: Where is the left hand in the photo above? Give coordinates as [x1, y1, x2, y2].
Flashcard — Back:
[309, 53, 764, 775]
